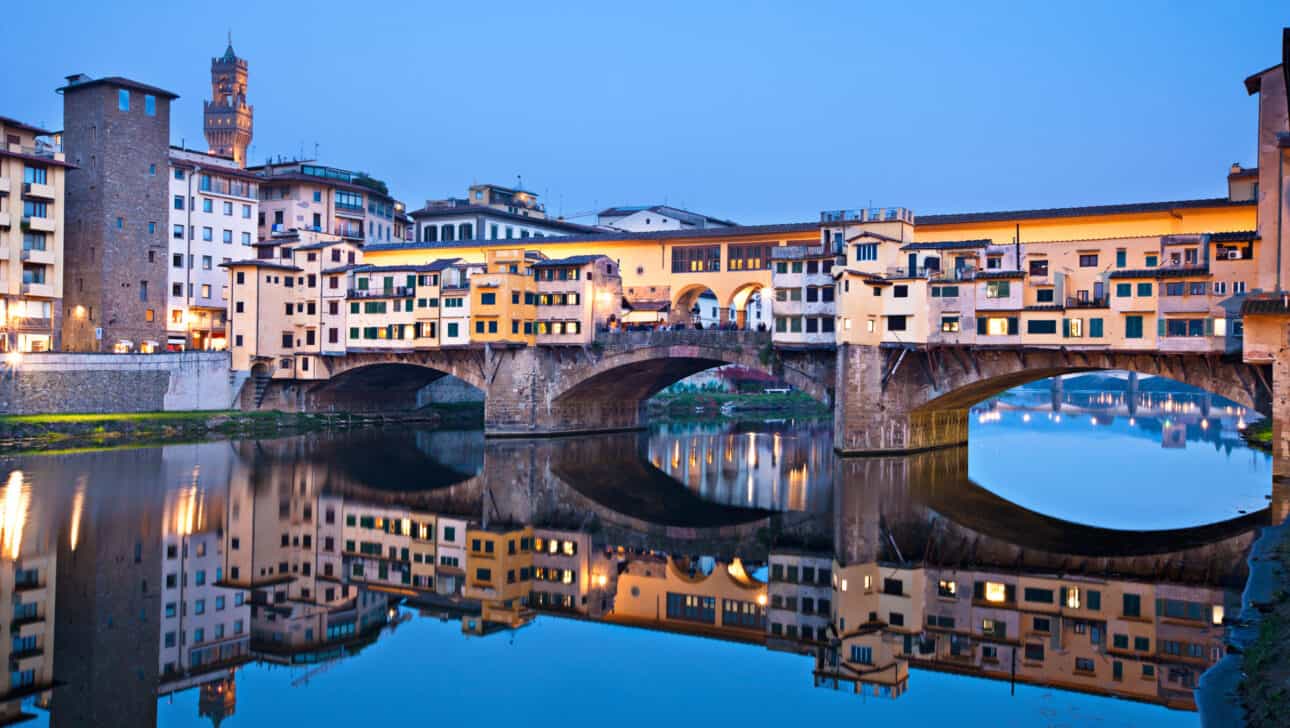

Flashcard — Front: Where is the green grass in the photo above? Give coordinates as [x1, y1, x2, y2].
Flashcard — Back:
[0, 409, 252, 425]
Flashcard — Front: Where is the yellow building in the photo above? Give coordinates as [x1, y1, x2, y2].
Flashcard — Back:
[462, 525, 535, 632]
[0, 116, 69, 352]
[470, 249, 540, 346]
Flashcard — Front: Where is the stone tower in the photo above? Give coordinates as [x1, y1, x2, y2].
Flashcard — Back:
[203, 35, 253, 167]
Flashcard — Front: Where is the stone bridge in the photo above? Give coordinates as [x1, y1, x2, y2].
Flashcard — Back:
[250, 333, 1274, 454]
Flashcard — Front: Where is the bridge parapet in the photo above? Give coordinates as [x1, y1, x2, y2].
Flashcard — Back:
[593, 329, 771, 355]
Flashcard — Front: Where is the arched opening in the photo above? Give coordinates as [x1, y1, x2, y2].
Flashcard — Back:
[728, 283, 771, 331]
[307, 362, 485, 416]
[670, 285, 721, 329]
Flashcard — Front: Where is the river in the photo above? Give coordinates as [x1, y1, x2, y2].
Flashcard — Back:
[0, 378, 1273, 727]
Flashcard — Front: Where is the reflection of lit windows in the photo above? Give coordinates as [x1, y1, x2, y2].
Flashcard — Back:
[562, 540, 576, 556]
[562, 569, 574, 585]
[985, 581, 1007, 603]
[1212, 605, 1225, 625]
[1066, 586, 1081, 609]
[840, 578, 848, 592]
[938, 579, 957, 597]
[863, 574, 872, 592]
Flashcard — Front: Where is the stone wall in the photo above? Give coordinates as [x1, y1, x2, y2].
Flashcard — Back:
[0, 352, 236, 414]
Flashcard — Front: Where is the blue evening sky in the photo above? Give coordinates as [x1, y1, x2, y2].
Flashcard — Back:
[3, 1, 1287, 224]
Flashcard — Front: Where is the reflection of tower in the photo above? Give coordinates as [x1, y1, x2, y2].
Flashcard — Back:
[198, 673, 237, 727]
[1050, 376, 1063, 413]
[1161, 421, 1187, 449]
[203, 34, 253, 167]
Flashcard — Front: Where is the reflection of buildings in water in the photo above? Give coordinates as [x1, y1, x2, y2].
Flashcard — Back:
[1, 428, 1273, 721]
[0, 468, 56, 725]
[647, 422, 833, 513]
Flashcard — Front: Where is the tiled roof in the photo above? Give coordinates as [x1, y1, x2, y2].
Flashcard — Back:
[0, 115, 53, 136]
[366, 221, 820, 253]
[899, 239, 991, 251]
[325, 259, 460, 275]
[1208, 230, 1258, 242]
[407, 204, 598, 234]
[919, 198, 1254, 226]
[219, 259, 301, 271]
[973, 270, 1026, 280]
[598, 204, 738, 228]
[1242, 294, 1290, 315]
[58, 75, 179, 99]
[531, 254, 607, 267]
[1109, 266, 1209, 279]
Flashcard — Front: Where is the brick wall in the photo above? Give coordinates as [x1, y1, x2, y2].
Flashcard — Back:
[0, 352, 236, 414]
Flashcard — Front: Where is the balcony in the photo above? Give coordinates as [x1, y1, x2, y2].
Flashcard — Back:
[21, 182, 55, 201]
[10, 317, 52, 331]
[22, 216, 55, 233]
[1065, 296, 1109, 309]
[20, 248, 54, 265]
[1158, 294, 1213, 314]
[21, 282, 54, 298]
[334, 204, 365, 220]
[7, 140, 63, 161]
[349, 286, 413, 299]
[821, 207, 914, 224]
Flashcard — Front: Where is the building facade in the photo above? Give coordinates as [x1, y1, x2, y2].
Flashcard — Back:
[252, 161, 403, 245]
[167, 147, 259, 350]
[409, 184, 597, 244]
[60, 74, 176, 353]
[0, 116, 70, 352]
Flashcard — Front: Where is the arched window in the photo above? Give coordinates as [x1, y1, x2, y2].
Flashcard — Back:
[441, 225, 455, 242]
[458, 223, 473, 240]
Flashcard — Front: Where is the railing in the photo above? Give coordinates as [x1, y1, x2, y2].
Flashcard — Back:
[348, 286, 413, 299]
[594, 328, 771, 355]
[7, 141, 61, 160]
[821, 207, 914, 224]
[1065, 296, 1109, 309]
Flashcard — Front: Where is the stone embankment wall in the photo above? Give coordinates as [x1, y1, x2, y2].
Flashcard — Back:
[0, 352, 238, 414]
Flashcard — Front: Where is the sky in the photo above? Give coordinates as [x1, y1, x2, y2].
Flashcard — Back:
[2, 1, 1287, 225]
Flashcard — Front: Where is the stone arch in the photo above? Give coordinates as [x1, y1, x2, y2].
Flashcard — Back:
[670, 284, 720, 327]
[727, 281, 770, 330]
[296, 353, 488, 413]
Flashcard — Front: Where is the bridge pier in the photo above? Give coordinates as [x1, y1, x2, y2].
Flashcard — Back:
[833, 344, 969, 455]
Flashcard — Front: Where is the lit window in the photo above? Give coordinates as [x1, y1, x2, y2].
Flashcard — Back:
[1066, 587, 1081, 609]
[986, 317, 1009, 336]
[985, 582, 1007, 603]
[1212, 605, 1225, 625]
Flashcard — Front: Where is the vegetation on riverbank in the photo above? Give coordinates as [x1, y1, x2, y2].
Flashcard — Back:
[648, 390, 827, 417]
[0, 403, 483, 455]
[1242, 419, 1273, 451]
[1239, 530, 1290, 727]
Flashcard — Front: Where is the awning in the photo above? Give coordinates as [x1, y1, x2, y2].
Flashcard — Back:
[622, 310, 666, 323]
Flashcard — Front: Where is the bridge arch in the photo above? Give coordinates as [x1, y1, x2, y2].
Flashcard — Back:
[835, 345, 1271, 454]
[728, 282, 770, 330]
[272, 351, 488, 414]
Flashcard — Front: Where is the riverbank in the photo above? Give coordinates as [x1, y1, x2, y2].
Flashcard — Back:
[647, 390, 827, 418]
[0, 403, 484, 455]
[1233, 519, 1290, 727]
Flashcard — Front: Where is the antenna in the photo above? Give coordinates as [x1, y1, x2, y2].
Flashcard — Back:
[313, 141, 319, 159]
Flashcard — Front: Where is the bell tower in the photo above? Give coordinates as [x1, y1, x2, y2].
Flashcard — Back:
[203, 33, 253, 167]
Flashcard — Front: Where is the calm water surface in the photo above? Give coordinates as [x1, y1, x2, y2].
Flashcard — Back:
[0, 380, 1276, 727]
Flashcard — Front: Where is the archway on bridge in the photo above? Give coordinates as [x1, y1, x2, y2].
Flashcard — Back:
[728, 282, 771, 331]
[670, 284, 722, 329]
[305, 362, 486, 417]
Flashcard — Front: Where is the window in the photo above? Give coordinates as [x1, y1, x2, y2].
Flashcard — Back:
[1024, 587, 1055, 603]
[1165, 282, 1184, 296]
[118, 89, 130, 111]
[1137, 282, 1152, 297]
[1036, 288, 1054, 303]
[1115, 249, 1126, 267]
[480, 292, 496, 305]
[1024, 643, 1045, 661]
[1123, 593, 1142, 617]
[1124, 315, 1143, 339]
[671, 245, 721, 273]
[1028, 259, 1049, 277]
[144, 94, 156, 116]
[854, 243, 878, 261]
[1079, 254, 1098, 267]
[940, 316, 960, 333]
[1089, 317, 1103, 337]
[893, 285, 908, 298]
[1026, 319, 1057, 335]
[1076, 657, 1095, 672]
[850, 645, 873, 664]
[1116, 283, 1132, 297]
[985, 281, 1010, 298]
[887, 315, 907, 332]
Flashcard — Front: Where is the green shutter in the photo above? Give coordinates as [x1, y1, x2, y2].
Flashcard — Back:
[1157, 317, 1165, 337]
[977, 317, 987, 335]
[349, 302, 359, 314]
[1007, 317, 1018, 335]
[1061, 318, 1070, 337]
[357, 277, 368, 290]
[407, 275, 416, 288]
[1205, 317, 1214, 335]
[1089, 318, 1103, 338]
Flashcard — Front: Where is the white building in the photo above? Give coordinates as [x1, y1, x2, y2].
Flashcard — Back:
[597, 204, 736, 233]
[406, 184, 596, 244]
[167, 148, 259, 350]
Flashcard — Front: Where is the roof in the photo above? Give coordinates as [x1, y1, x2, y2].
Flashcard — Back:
[58, 75, 179, 99]
[219, 259, 301, 271]
[918, 198, 1255, 227]
[1228, 166, 1258, 179]
[530, 254, 608, 267]
[1244, 63, 1282, 95]
[1209, 230, 1259, 242]
[845, 230, 903, 244]
[1108, 266, 1209, 279]
[0, 115, 54, 136]
[1242, 294, 1290, 315]
[0, 147, 75, 170]
[598, 204, 737, 228]
[899, 239, 991, 251]
[366, 221, 820, 253]
[292, 239, 349, 251]
[254, 171, 389, 198]
[407, 204, 597, 233]
[327, 259, 461, 275]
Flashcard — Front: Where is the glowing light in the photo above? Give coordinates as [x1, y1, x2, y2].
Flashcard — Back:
[1022, 413, 1031, 423]
[756, 593, 768, 606]
[984, 581, 1007, 603]
[1053, 415, 1061, 423]
[5, 351, 20, 368]
[0, 471, 28, 560]
[1201, 419, 1209, 430]
[595, 574, 608, 588]
[1090, 417, 1098, 425]
[69, 479, 86, 552]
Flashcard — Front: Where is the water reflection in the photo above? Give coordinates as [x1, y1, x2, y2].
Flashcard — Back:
[0, 405, 1276, 726]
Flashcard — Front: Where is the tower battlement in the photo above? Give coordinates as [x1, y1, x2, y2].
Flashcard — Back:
[203, 38, 253, 167]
